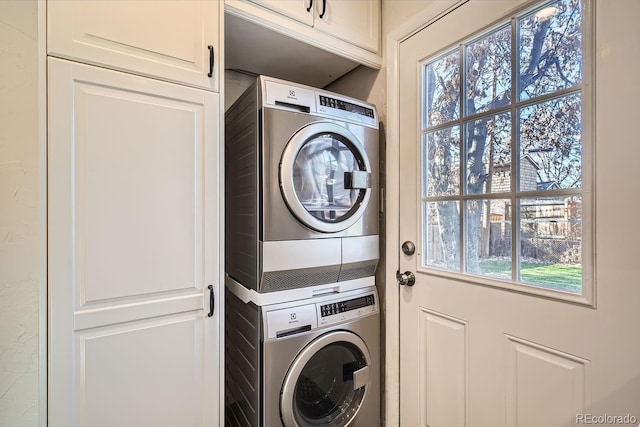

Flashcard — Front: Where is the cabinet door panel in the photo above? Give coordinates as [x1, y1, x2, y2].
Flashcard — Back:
[48, 0, 219, 91]
[48, 57, 220, 426]
[248, 0, 313, 26]
[80, 314, 204, 427]
[313, 0, 380, 53]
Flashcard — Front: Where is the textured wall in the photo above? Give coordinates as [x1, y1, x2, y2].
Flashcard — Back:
[0, 1, 40, 426]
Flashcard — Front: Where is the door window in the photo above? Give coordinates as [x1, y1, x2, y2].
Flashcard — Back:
[280, 123, 372, 233]
[292, 133, 365, 223]
[420, 0, 591, 302]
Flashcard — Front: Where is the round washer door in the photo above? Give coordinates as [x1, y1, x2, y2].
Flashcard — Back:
[280, 123, 372, 233]
[280, 331, 372, 427]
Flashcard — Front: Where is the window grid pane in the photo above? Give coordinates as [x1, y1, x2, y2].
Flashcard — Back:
[423, 50, 461, 129]
[465, 24, 512, 116]
[464, 199, 512, 279]
[518, 0, 583, 101]
[519, 196, 582, 293]
[518, 92, 582, 191]
[464, 112, 512, 195]
[423, 126, 461, 198]
[423, 201, 460, 271]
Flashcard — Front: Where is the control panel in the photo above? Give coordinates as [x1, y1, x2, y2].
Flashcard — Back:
[318, 95, 375, 118]
[320, 294, 375, 317]
[264, 288, 379, 339]
[317, 291, 377, 326]
[317, 94, 377, 127]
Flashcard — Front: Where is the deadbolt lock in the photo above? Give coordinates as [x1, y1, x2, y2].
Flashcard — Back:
[401, 241, 416, 255]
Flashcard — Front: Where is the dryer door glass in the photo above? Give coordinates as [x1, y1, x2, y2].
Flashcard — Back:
[292, 341, 367, 426]
[292, 133, 366, 224]
[280, 123, 373, 234]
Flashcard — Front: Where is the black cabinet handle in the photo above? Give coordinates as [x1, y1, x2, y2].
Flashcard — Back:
[207, 285, 215, 317]
[319, 0, 326, 18]
[207, 45, 214, 78]
[306, 0, 313, 12]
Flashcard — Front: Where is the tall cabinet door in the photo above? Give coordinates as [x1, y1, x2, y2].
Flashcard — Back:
[48, 0, 219, 91]
[48, 57, 220, 427]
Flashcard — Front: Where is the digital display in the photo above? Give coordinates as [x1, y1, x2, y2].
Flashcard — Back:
[320, 294, 375, 317]
[319, 95, 375, 118]
[342, 296, 372, 311]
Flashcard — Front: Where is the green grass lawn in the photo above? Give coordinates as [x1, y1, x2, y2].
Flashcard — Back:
[479, 259, 582, 293]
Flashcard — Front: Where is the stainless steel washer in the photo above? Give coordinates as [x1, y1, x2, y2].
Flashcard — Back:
[225, 286, 380, 427]
[226, 76, 379, 294]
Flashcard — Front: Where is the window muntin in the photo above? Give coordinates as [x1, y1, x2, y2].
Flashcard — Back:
[420, 0, 587, 298]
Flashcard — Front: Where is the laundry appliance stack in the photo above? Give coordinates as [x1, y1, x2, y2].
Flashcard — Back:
[224, 75, 381, 427]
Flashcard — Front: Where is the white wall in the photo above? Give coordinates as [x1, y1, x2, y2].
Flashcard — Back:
[0, 1, 40, 426]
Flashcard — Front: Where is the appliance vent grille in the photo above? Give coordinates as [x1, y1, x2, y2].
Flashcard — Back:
[338, 265, 377, 282]
[262, 266, 339, 293]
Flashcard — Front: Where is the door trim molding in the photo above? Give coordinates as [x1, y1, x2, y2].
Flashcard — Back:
[384, 2, 467, 425]
[37, 1, 47, 425]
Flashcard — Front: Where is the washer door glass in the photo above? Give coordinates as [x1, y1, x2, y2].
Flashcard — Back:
[280, 123, 372, 233]
[281, 332, 371, 427]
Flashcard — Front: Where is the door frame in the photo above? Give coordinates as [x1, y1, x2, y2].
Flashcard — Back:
[383, 1, 467, 425]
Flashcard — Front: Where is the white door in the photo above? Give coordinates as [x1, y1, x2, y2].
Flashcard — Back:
[398, 0, 640, 425]
[313, 0, 380, 53]
[48, 58, 220, 427]
[48, 0, 220, 91]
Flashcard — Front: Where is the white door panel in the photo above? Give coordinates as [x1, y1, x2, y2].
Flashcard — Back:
[48, 0, 219, 91]
[48, 57, 220, 426]
[76, 83, 202, 303]
[397, 0, 640, 425]
[79, 314, 204, 427]
[313, 0, 380, 53]
[248, 0, 314, 26]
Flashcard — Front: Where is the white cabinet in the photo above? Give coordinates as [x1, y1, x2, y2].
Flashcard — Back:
[248, 0, 314, 26]
[226, 0, 381, 73]
[312, 0, 380, 53]
[249, 0, 379, 52]
[48, 0, 220, 91]
[48, 57, 221, 426]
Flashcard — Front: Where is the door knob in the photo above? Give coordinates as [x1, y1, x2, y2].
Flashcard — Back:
[396, 270, 415, 287]
[402, 241, 415, 255]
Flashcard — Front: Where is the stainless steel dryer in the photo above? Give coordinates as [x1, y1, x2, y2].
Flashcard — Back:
[226, 76, 379, 294]
[225, 286, 380, 427]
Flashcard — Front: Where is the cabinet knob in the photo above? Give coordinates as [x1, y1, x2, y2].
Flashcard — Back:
[319, 0, 326, 18]
[306, 0, 313, 12]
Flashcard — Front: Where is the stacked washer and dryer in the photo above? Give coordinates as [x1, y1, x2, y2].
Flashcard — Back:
[225, 76, 380, 427]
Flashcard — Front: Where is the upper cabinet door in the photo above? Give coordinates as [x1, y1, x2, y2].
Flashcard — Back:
[313, 0, 380, 53]
[48, 0, 220, 91]
[248, 0, 314, 26]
